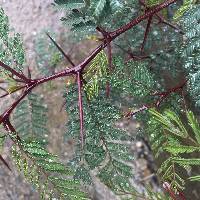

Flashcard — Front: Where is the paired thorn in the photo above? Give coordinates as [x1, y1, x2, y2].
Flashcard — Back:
[139, 0, 184, 52]
[0, 61, 29, 83]
[141, 15, 153, 52]
[46, 32, 75, 67]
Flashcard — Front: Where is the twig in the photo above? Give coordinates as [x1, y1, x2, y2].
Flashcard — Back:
[156, 14, 184, 34]
[139, 0, 184, 34]
[141, 15, 153, 52]
[0, 154, 11, 171]
[154, 79, 187, 107]
[125, 105, 148, 118]
[0, 61, 29, 83]
[125, 80, 187, 118]
[110, 0, 177, 39]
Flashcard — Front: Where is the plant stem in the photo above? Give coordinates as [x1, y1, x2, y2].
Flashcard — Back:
[0, 61, 29, 82]
[110, 0, 178, 39]
[141, 15, 153, 52]
[77, 71, 84, 149]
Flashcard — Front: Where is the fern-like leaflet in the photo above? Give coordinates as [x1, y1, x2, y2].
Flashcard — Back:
[12, 138, 89, 200]
[83, 50, 108, 100]
[147, 108, 200, 193]
[180, 5, 200, 107]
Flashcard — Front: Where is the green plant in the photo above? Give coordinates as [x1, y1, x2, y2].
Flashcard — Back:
[0, 0, 200, 199]
[147, 109, 200, 193]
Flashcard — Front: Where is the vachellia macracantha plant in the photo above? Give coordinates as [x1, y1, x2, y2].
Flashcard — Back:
[0, 0, 200, 199]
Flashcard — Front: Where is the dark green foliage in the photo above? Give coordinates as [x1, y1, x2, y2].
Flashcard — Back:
[53, 0, 124, 38]
[65, 82, 134, 194]
[180, 5, 200, 107]
[13, 93, 48, 141]
[64, 47, 187, 197]
[0, 8, 25, 72]
[111, 57, 155, 98]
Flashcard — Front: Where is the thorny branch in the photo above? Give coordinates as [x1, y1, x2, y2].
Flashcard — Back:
[46, 32, 76, 67]
[125, 79, 187, 118]
[0, 0, 178, 150]
[139, 0, 184, 51]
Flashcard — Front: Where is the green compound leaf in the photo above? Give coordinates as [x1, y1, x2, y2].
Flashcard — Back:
[187, 110, 200, 144]
[188, 175, 200, 181]
[173, 158, 200, 166]
[14, 92, 48, 141]
[173, 0, 194, 21]
[83, 50, 108, 100]
[149, 108, 188, 138]
[85, 145, 106, 169]
[164, 145, 200, 155]
[12, 139, 90, 199]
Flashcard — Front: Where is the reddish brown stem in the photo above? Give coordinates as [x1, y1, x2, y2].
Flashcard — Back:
[141, 15, 153, 52]
[77, 71, 84, 149]
[166, 189, 178, 200]
[0, 61, 29, 83]
[2, 118, 21, 148]
[46, 32, 75, 67]
[154, 79, 187, 107]
[0, 84, 35, 123]
[178, 191, 187, 200]
[156, 14, 184, 34]
[163, 182, 178, 200]
[110, 0, 177, 39]
[139, 0, 184, 35]
[125, 80, 187, 117]
[16, 0, 177, 88]
[0, 154, 11, 171]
